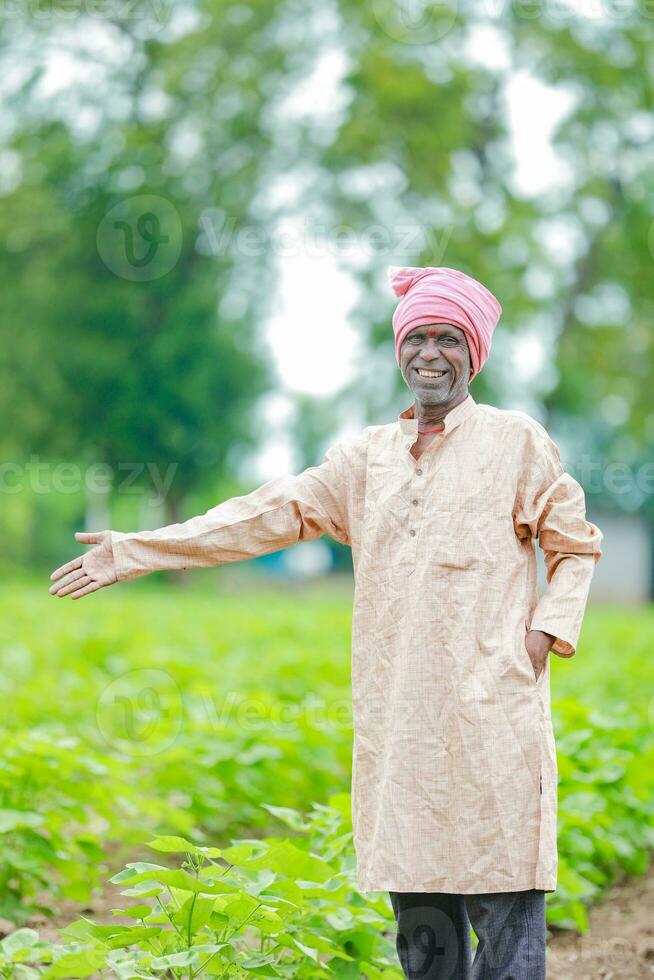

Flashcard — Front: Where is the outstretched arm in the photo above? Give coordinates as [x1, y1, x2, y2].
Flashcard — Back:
[514, 427, 603, 661]
[50, 441, 351, 600]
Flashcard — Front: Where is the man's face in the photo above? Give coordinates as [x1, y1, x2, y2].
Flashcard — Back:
[399, 323, 471, 406]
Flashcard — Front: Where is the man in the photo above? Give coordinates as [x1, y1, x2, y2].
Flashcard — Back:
[50, 265, 603, 979]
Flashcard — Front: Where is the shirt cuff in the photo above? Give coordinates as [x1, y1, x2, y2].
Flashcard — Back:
[110, 530, 142, 583]
[551, 636, 575, 658]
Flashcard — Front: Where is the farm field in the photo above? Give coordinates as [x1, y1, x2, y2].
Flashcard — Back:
[0, 578, 653, 977]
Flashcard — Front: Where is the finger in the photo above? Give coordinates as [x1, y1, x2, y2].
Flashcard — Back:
[71, 580, 102, 600]
[56, 574, 92, 598]
[75, 531, 104, 545]
[50, 556, 83, 582]
[49, 567, 85, 595]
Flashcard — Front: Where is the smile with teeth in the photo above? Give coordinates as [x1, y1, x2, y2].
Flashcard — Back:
[416, 368, 447, 378]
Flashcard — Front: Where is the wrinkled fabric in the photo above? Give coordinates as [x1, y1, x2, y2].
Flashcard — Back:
[110, 393, 603, 894]
[388, 266, 502, 381]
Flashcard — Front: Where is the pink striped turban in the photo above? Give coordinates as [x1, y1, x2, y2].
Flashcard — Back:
[388, 265, 503, 381]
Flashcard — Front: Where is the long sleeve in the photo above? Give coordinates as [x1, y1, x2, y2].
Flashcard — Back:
[513, 426, 603, 658]
[110, 441, 351, 583]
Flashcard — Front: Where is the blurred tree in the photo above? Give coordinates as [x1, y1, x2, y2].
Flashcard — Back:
[0, 0, 289, 550]
[288, 2, 654, 519]
[1, 0, 653, 565]
[507, 15, 654, 520]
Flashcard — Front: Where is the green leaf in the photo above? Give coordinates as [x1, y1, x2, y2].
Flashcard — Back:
[239, 958, 282, 977]
[221, 893, 261, 926]
[281, 934, 323, 964]
[260, 805, 310, 832]
[240, 842, 335, 883]
[112, 865, 228, 894]
[221, 843, 256, 864]
[150, 950, 199, 968]
[0, 929, 42, 955]
[121, 881, 166, 899]
[59, 917, 126, 942]
[111, 863, 168, 883]
[146, 835, 221, 858]
[171, 894, 216, 936]
[42, 945, 107, 979]
[106, 926, 164, 950]
[251, 906, 285, 934]
[110, 904, 153, 919]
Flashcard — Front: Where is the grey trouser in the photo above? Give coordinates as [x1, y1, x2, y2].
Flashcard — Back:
[389, 889, 546, 979]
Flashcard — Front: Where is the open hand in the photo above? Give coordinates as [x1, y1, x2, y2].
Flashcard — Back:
[49, 531, 118, 600]
[525, 629, 555, 680]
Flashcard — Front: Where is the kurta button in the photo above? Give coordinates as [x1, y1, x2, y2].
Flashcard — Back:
[412, 499, 418, 506]
[416, 468, 423, 475]
[409, 529, 416, 536]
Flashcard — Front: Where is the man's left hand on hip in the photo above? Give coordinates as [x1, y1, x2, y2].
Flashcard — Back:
[525, 629, 556, 680]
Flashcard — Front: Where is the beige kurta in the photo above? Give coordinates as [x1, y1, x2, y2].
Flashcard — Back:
[110, 393, 603, 895]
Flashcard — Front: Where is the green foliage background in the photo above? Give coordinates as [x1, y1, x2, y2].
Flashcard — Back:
[0, 0, 653, 571]
[1, 584, 653, 939]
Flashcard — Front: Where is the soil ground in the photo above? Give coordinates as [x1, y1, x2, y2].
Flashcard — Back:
[547, 864, 654, 979]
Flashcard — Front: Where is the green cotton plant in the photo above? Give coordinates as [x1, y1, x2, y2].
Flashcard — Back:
[0, 730, 138, 924]
[2, 586, 653, 938]
[0, 928, 57, 979]
[0, 724, 202, 926]
[0, 585, 356, 922]
[548, 698, 654, 931]
[6, 796, 401, 980]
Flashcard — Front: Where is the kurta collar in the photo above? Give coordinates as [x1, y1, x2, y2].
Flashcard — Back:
[398, 392, 478, 437]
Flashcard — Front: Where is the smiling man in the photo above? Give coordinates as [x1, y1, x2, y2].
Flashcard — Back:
[50, 264, 603, 980]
